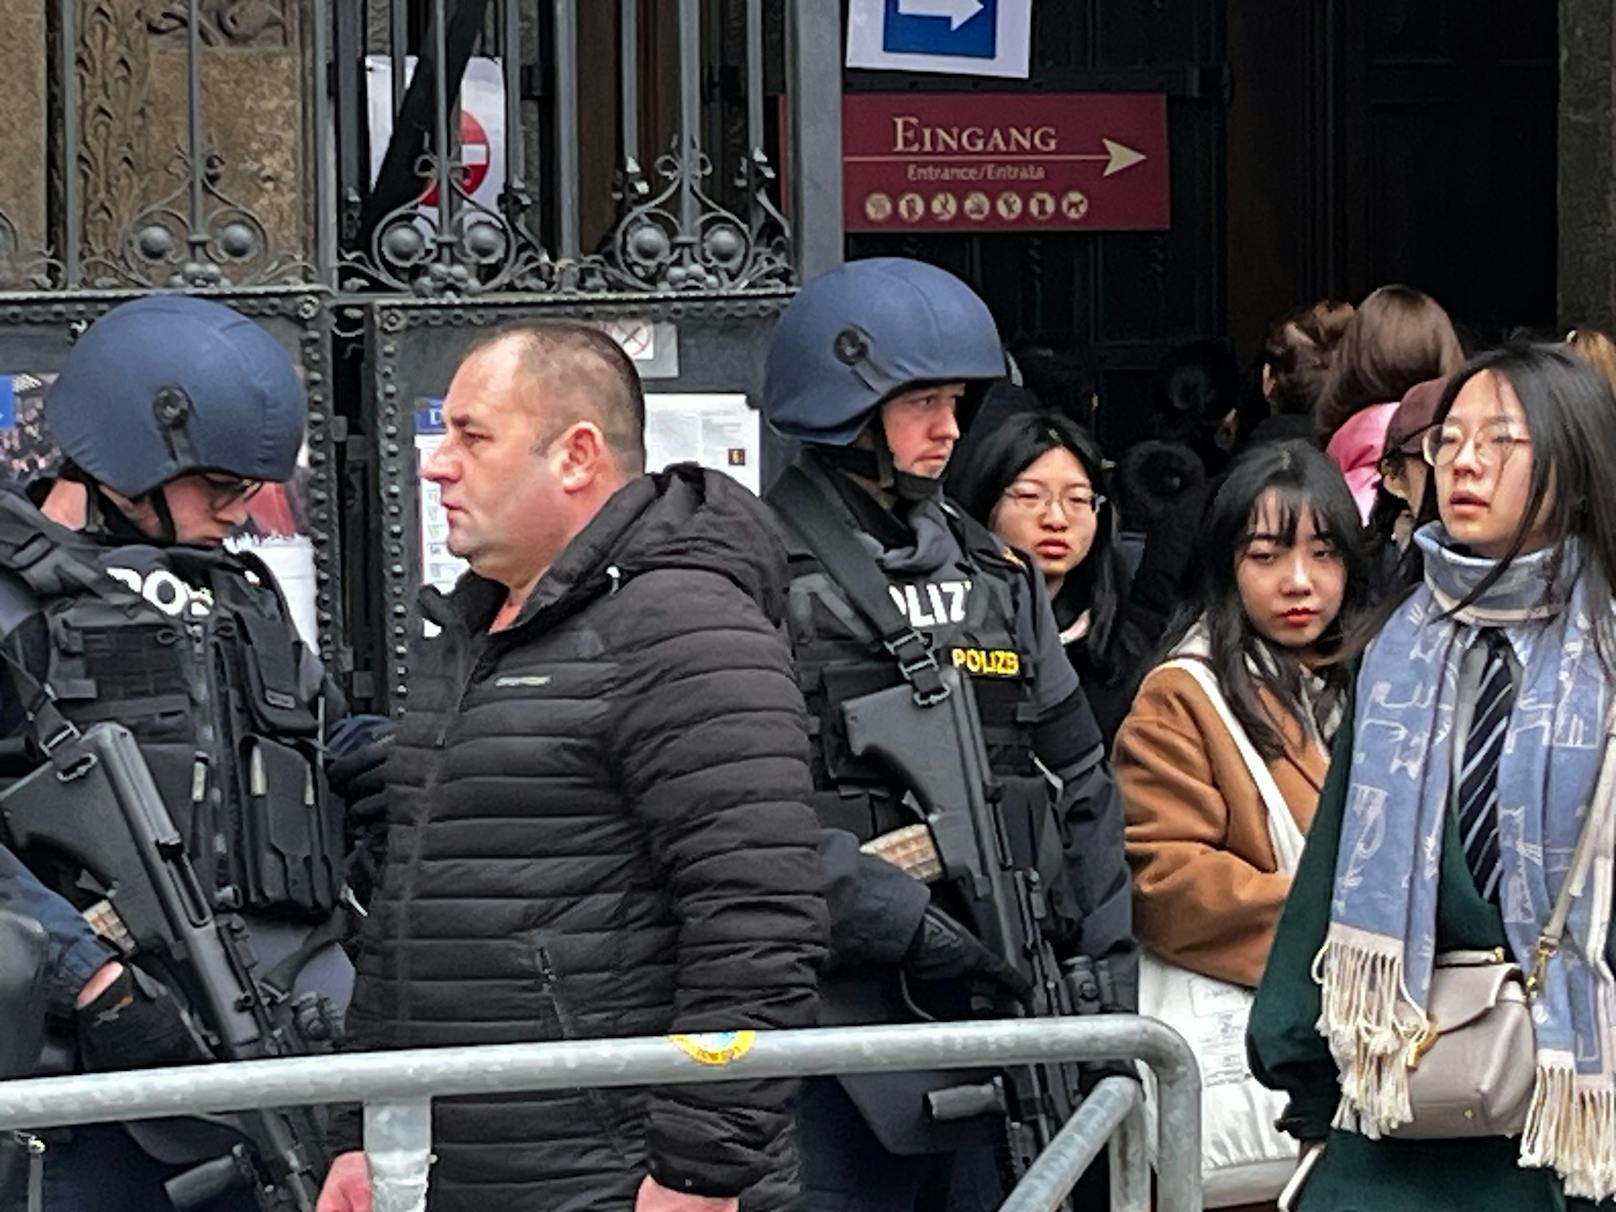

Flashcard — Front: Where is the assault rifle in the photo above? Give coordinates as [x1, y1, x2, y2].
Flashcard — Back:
[844, 665, 1098, 1185]
[0, 720, 325, 1211]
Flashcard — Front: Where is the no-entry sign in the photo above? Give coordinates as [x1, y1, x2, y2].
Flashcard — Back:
[843, 92, 1170, 233]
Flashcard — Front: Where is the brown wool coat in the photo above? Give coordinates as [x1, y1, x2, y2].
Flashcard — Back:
[1113, 663, 1326, 989]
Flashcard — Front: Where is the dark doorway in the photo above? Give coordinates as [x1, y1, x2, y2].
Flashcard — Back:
[844, 3, 1229, 454]
[1227, 0, 1558, 358]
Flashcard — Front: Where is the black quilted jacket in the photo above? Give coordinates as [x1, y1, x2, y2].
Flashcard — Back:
[343, 466, 828, 1211]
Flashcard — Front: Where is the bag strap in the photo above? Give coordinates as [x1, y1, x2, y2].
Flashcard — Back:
[768, 464, 950, 706]
[0, 636, 81, 767]
[1530, 706, 1616, 992]
[1158, 658, 1308, 874]
[258, 907, 350, 999]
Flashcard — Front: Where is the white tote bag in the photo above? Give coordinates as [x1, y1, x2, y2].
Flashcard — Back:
[1138, 658, 1307, 1208]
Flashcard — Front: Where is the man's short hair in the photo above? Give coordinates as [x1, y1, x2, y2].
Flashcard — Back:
[464, 322, 647, 472]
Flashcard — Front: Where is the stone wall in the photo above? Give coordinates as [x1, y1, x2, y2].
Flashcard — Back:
[0, 0, 316, 288]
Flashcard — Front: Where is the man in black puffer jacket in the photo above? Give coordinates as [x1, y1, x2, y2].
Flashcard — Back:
[320, 324, 828, 1212]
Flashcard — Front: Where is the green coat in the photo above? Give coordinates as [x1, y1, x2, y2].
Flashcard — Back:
[1247, 690, 1616, 1212]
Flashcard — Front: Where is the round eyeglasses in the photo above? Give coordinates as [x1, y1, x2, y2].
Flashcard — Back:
[1421, 420, 1530, 470]
[1000, 485, 1105, 516]
[198, 471, 266, 508]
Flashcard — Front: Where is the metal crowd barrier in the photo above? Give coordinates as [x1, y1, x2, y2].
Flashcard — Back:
[0, 1016, 1201, 1212]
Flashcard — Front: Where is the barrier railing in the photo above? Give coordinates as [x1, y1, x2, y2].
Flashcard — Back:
[0, 1016, 1201, 1212]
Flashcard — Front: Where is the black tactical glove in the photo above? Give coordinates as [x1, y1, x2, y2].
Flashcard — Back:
[328, 721, 395, 905]
[77, 965, 207, 1071]
[902, 906, 1033, 997]
[327, 731, 393, 826]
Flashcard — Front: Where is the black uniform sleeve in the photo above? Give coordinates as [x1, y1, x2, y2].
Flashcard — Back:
[610, 569, 829, 1199]
[0, 844, 112, 1019]
[818, 827, 929, 968]
[0, 604, 111, 1020]
[1020, 564, 1081, 713]
[1034, 686, 1137, 985]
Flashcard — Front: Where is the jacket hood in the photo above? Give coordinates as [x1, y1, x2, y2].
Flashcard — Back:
[425, 464, 789, 633]
[1324, 401, 1398, 522]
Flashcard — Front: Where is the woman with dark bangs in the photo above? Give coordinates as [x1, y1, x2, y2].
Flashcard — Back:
[1250, 345, 1616, 1210]
[1113, 442, 1368, 1206]
[1118, 442, 1367, 985]
[949, 411, 1159, 742]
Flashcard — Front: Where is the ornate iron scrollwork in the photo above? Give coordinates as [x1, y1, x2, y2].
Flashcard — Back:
[581, 140, 791, 293]
[83, 150, 312, 290]
[338, 135, 792, 299]
[338, 149, 555, 297]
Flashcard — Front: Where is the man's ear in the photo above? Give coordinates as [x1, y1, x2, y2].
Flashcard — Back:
[554, 420, 611, 493]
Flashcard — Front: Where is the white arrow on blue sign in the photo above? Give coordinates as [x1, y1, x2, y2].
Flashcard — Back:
[897, 0, 985, 30]
[847, 0, 1031, 80]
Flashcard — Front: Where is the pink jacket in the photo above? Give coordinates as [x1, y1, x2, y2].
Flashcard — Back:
[1325, 401, 1399, 523]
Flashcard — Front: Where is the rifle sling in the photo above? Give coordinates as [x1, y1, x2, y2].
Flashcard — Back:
[769, 465, 950, 705]
[258, 907, 349, 1000]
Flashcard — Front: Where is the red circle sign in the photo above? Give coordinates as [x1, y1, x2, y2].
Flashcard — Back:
[421, 109, 491, 205]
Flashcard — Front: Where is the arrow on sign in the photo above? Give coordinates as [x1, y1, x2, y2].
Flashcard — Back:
[1100, 138, 1147, 176]
[841, 137, 1151, 175]
[896, 0, 987, 31]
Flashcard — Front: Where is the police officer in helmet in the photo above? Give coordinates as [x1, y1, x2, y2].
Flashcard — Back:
[0, 295, 388, 1212]
[762, 258, 1137, 1210]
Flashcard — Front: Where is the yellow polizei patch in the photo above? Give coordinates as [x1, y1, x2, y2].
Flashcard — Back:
[950, 647, 1021, 677]
[669, 1030, 758, 1065]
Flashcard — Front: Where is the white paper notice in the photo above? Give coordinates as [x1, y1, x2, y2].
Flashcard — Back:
[643, 394, 762, 494]
[416, 436, 470, 598]
[413, 402, 470, 600]
[229, 535, 319, 650]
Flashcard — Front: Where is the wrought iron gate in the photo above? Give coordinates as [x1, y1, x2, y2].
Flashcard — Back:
[0, 0, 840, 708]
[361, 289, 793, 709]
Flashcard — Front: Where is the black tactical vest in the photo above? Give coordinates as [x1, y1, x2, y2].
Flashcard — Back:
[773, 474, 1044, 843]
[0, 497, 341, 920]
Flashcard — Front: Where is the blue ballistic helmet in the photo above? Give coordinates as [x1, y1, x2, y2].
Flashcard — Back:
[45, 295, 306, 499]
[763, 258, 1005, 446]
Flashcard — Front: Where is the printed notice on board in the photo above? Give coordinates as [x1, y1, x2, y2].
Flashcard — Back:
[412, 392, 760, 620]
[414, 399, 470, 600]
[644, 394, 761, 494]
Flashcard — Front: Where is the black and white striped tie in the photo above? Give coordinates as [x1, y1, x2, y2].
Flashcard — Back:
[1456, 628, 1514, 903]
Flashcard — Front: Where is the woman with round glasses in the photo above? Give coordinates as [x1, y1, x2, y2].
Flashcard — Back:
[949, 411, 1155, 741]
[1250, 344, 1616, 1211]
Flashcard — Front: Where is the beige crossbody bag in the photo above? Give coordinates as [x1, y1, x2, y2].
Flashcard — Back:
[1390, 713, 1616, 1138]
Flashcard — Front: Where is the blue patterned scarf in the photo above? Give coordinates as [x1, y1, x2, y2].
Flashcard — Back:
[1320, 525, 1616, 1198]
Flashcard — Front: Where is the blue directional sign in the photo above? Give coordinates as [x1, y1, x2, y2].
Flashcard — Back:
[848, 0, 1030, 80]
[0, 377, 14, 430]
[882, 0, 996, 59]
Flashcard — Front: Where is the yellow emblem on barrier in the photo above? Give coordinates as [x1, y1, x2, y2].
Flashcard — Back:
[669, 1030, 758, 1066]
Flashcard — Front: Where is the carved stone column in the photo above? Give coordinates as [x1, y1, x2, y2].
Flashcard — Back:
[0, 2, 50, 285]
[75, 0, 316, 286]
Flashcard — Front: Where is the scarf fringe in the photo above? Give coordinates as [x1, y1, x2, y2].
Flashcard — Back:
[1521, 1064, 1616, 1201]
[1314, 935, 1423, 1137]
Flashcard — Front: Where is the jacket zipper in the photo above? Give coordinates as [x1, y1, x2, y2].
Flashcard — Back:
[536, 943, 628, 1154]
